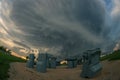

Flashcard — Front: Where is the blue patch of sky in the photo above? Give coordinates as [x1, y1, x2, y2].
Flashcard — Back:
[104, 0, 113, 12]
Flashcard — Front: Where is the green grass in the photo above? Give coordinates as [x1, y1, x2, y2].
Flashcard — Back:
[100, 50, 120, 61]
[0, 53, 26, 80]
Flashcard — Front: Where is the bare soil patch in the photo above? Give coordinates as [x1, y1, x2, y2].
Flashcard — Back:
[8, 60, 120, 80]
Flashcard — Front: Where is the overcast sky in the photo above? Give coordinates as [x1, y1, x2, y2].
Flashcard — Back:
[0, 0, 120, 57]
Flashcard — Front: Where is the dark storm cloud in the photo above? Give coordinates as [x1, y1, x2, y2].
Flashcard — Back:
[1, 0, 118, 56]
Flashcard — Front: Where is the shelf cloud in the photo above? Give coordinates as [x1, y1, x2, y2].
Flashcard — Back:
[0, 0, 120, 57]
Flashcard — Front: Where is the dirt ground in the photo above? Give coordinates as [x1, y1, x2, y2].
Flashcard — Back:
[8, 60, 120, 80]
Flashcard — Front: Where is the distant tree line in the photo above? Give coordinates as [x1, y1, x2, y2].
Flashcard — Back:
[0, 46, 11, 55]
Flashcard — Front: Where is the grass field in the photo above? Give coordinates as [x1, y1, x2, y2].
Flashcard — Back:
[101, 50, 120, 61]
[0, 52, 26, 80]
